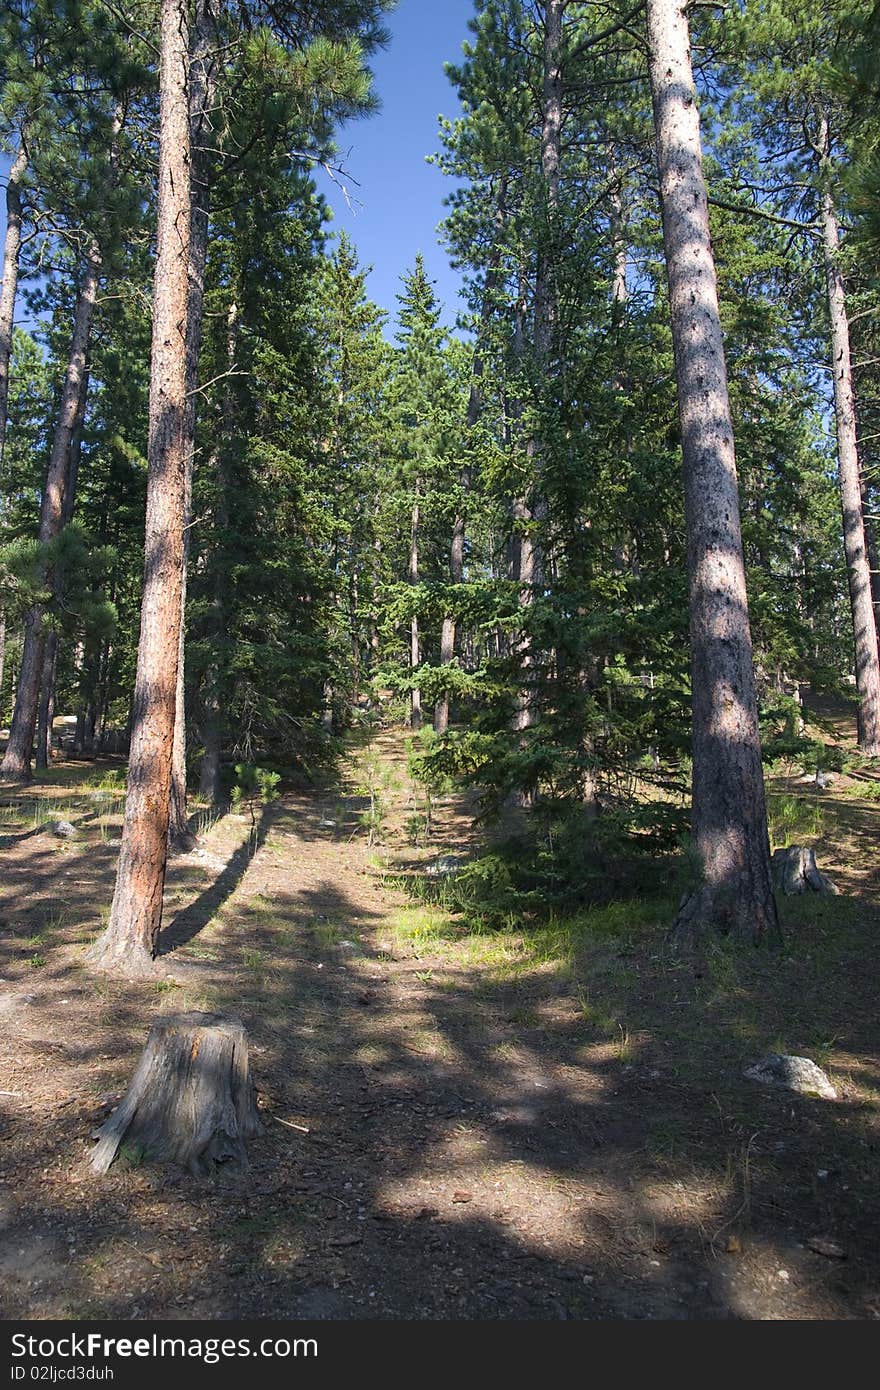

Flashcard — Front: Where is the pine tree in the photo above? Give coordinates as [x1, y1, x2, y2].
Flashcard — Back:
[646, 0, 780, 947]
[86, 0, 192, 975]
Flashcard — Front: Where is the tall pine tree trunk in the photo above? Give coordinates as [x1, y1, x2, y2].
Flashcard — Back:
[434, 509, 465, 736]
[0, 611, 6, 724]
[168, 0, 217, 848]
[511, 2, 562, 753]
[817, 115, 880, 756]
[35, 634, 57, 772]
[865, 506, 880, 628]
[35, 363, 89, 771]
[0, 139, 28, 717]
[646, 0, 780, 948]
[86, 0, 191, 975]
[0, 143, 27, 470]
[435, 176, 508, 736]
[0, 247, 100, 782]
[409, 497, 421, 731]
[1, 144, 33, 756]
[199, 300, 238, 804]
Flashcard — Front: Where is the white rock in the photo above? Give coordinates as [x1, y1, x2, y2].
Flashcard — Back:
[50, 820, 78, 839]
[743, 1054, 837, 1100]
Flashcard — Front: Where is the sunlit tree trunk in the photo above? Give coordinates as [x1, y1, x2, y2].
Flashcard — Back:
[817, 112, 880, 756]
[0, 143, 27, 471]
[646, 0, 780, 948]
[87, 0, 191, 974]
[510, 4, 562, 759]
[435, 176, 508, 736]
[169, 0, 218, 847]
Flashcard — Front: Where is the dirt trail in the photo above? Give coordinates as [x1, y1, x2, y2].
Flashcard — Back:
[1, 731, 879, 1320]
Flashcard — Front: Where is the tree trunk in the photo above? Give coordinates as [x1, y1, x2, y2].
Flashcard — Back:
[199, 299, 238, 805]
[86, 0, 191, 976]
[771, 846, 838, 897]
[510, 5, 562, 757]
[865, 507, 880, 629]
[610, 171, 629, 320]
[0, 141, 24, 678]
[534, 0, 562, 359]
[410, 498, 421, 731]
[0, 610, 6, 723]
[434, 513, 464, 736]
[0, 247, 100, 782]
[35, 634, 57, 771]
[435, 177, 508, 736]
[36, 358, 89, 773]
[90, 1013, 262, 1176]
[646, 0, 780, 948]
[0, 143, 27, 472]
[169, 0, 217, 850]
[818, 119, 880, 756]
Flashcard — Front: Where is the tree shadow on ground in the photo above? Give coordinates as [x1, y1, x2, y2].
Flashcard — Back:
[159, 807, 274, 956]
[1, 765, 879, 1321]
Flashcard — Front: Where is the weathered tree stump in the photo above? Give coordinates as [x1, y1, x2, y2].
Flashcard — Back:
[90, 1012, 262, 1176]
[772, 846, 839, 897]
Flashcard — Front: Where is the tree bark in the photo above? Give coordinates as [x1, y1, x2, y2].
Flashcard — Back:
[86, 0, 191, 976]
[510, 4, 562, 754]
[89, 1013, 262, 1176]
[0, 610, 6, 723]
[646, 0, 780, 948]
[0, 143, 25, 692]
[771, 846, 838, 897]
[199, 300, 238, 805]
[817, 117, 880, 756]
[36, 359, 89, 772]
[434, 511, 465, 736]
[169, 0, 218, 849]
[35, 634, 57, 772]
[0, 143, 27, 473]
[435, 176, 509, 736]
[0, 247, 100, 782]
[865, 507, 880, 629]
[534, 0, 562, 359]
[409, 497, 421, 730]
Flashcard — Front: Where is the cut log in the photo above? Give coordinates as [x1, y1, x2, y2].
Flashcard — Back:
[771, 846, 839, 897]
[90, 1012, 262, 1176]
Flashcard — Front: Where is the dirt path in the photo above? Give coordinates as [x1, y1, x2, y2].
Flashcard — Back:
[1, 732, 879, 1320]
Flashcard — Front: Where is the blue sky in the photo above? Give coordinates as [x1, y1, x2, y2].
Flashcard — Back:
[316, 0, 476, 333]
[0, 0, 477, 337]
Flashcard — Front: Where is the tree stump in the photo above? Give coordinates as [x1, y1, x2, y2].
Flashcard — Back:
[771, 846, 839, 897]
[90, 1013, 262, 1176]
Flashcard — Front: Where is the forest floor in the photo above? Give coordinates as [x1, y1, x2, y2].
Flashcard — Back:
[1, 708, 879, 1321]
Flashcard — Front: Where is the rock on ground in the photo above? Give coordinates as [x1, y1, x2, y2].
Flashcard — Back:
[743, 1054, 837, 1100]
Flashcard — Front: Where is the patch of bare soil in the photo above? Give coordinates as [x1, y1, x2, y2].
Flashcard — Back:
[0, 728, 879, 1321]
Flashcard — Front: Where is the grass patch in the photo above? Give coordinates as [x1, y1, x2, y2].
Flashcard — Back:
[766, 791, 825, 849]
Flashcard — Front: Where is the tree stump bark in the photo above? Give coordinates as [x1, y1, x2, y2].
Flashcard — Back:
[772, 846, 839, 897]
[90, 1012, 262, 1176]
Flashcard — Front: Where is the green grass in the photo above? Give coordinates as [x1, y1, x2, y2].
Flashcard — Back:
[766, 791, 825, 849]
[835, 780, 880, 801]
